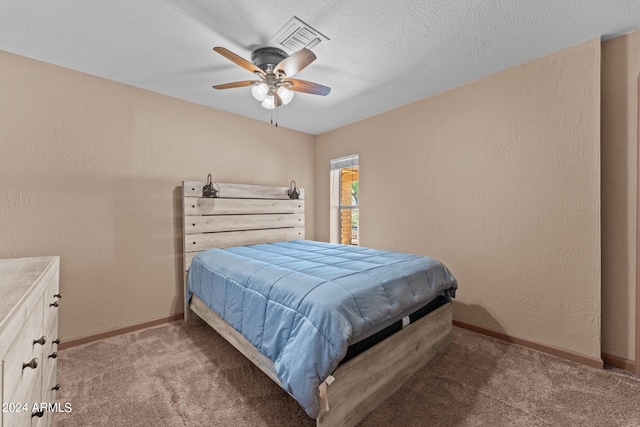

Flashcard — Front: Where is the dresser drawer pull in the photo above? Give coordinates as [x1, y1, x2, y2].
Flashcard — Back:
[50, 301, 59, 308]
[52, 384, 60, 391]
[32, 410, 44, 418]
[53, 338, 61, 345]
[22, 358, 38, 370]
[48, 352, 57, 359]
[54, 293, 62, 298]
[33, 336, 47, 345]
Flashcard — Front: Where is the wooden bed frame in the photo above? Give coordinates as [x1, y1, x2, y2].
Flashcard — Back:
[182, 181, 453, 427]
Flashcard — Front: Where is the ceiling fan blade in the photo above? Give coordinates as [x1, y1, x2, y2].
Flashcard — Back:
[213, 47, 265, 76]
[283, 79, 331, 96]
[212, 80, 260, 90]
[274, 48, 316, 78]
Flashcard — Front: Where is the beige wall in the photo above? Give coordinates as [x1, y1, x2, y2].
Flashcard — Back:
[316, 39, 602, 358]
[0, 50, 315, 342]
[601, 30, 640, 362]
[2, 36, 626, 362]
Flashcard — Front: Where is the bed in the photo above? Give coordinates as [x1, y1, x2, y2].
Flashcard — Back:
[182, 181, 457, 427]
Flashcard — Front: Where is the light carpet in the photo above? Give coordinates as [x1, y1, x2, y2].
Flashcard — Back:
[52, 320, 640, 426]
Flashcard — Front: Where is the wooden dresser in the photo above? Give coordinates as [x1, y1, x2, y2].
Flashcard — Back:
[0, 257, 61, 427]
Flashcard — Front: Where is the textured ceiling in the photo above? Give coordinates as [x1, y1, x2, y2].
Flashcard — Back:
[1, 1, 639, 135]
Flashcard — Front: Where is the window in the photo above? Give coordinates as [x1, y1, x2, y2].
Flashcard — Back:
[330, 155, 359, 245]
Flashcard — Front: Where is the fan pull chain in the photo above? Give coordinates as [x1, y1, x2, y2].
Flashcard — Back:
[269, 96, 278, 127]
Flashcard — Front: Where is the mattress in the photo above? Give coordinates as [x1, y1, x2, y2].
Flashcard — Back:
[187, 239, 457, 418]
[339, 294, 448, 365]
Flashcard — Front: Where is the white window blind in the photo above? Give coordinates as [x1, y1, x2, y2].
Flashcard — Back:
[330, 154, 359, 171]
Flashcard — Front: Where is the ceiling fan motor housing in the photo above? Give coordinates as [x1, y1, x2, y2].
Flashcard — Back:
[251, 47, 288, 73]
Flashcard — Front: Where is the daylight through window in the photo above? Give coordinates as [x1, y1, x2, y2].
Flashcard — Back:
[330, 155, 359, 245]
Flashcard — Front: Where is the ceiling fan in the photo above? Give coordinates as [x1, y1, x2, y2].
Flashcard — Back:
[212, 46, 331, 110]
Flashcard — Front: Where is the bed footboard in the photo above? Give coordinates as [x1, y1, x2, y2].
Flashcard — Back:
[191, 294, 451, 427]
[316, 302, 452, 427]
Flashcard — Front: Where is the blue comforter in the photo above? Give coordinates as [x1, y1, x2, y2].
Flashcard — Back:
[187, 240, 457, 418]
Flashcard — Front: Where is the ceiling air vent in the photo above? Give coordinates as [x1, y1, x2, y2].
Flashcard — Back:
[269, 16, 329, 53]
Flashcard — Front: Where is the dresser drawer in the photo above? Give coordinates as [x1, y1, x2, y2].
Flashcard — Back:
[43, 360, 58, 408]
[42, 315, 58, 393]
[2, 368, 42, 427]
[3, 297, 43, 401]
[38, 365, 59, 427]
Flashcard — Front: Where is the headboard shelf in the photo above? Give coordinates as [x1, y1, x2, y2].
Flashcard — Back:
[183, 181, 305, 199]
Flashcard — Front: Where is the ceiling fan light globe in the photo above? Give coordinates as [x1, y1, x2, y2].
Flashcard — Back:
[261, 94, 276, 109]
[251, 83, 269, 101]
[277, 87, 294, 105]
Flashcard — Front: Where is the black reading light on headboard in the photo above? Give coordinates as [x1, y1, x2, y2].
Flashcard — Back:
[287, 180, 300, 199]
[202, 174, 219, 198]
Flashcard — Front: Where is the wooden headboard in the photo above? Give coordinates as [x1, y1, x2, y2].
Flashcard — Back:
[182, 181, 305, 319]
